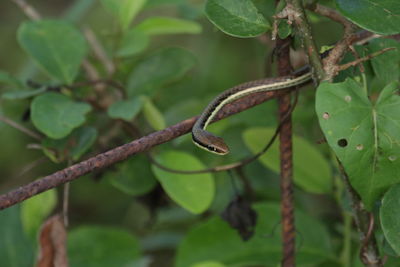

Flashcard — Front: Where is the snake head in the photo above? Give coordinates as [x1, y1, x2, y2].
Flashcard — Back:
[192, 130, 230, 155]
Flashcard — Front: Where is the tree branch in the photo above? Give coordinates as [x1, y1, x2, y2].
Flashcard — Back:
[0, 86, 300, 210]
[308, 4, 357, 80]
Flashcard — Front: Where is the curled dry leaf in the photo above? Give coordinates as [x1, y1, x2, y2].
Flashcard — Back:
[37, 214, 68, 267]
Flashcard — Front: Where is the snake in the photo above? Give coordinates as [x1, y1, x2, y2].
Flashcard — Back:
[191, 70, 312, 155]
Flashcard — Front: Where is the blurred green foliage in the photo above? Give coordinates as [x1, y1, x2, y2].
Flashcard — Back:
[1, 0, 400, 266]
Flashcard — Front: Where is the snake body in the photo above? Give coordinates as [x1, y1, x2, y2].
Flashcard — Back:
[191, 71, 312, 155]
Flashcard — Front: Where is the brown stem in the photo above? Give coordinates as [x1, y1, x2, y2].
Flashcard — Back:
[276, 36, 296, 267]
[307, 3, 357, 81]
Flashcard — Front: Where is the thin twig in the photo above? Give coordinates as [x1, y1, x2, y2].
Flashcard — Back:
[11, 0, 41, 20]
[309, 4, 350, 27]
[338, 47, 396, 72]
[16, 157, 48, 178]
[308, 4, 357, 81]
[348, 45, 365, 73]
[62, 183, 70, 228]
[81, 60, 100, 81]
[67, 79, 125, 92]
[0, 115, 42, 140]
[83, 27, 115, 75]
[360, 213, 375, 260]
[234, 167, 254, 200]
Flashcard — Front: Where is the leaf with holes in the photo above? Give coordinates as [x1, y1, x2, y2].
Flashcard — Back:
[316, 79, 400, 209]
[205, 0, 269, 38]
[335, 0, 400, 35]
[380, 183, 400, 256]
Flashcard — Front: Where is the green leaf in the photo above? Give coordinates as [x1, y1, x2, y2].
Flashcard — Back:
[0, 206, 34, 267]
[316, 79, 400, 209]
[277, 19, 292, 39]
[2, 87, 46, 100]
[68, 226, 141, 267]
[127, 47, 196, 97]
[117, 29, 149, 58]
[136, 16, 202, 36]
[41, 126, 97, 162]
[31, 92, 91, 139]
[205, 0, 269, 38]
[107, 97, 144, 121]
[145, 0, 184, 8]
[17, 20, 87, 84]
[152, 150, 215, 214]
[191, 262, 226, 267]
[142, 97, 166, 130]
[21, 189, 57, 239]
[101, 0, 147, 31]
[381, 184, 400, 256]
[69, 126, 98, 160]
[251, 0, 276, 21]
[0, 71, 25, 89]
[243, 127, 332, 194]
[176, 203, 332, 267]
[335, 0, 400, 35]
[107, 154, 157, 196]
[368, 39, 400, 85]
